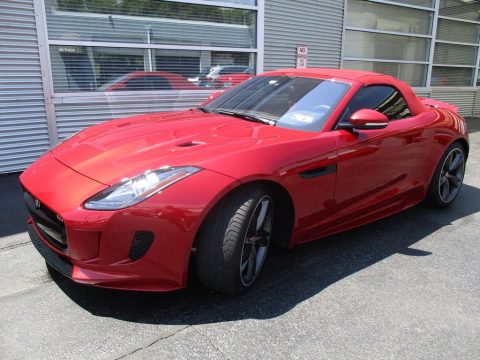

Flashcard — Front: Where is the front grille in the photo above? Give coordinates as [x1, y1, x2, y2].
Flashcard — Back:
[28, 223, 73, 278]
[24, 191, 67, 251]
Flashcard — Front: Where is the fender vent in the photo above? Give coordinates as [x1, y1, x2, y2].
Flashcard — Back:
[176, 141, 204, 148]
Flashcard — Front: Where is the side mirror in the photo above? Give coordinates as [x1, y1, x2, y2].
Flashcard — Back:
[341, 109, 389, 130]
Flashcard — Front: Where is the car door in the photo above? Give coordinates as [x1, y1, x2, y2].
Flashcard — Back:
[331, 85, 430, 227]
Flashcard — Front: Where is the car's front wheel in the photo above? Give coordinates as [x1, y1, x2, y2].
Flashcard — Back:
[426, 142, 466, 207]
[196, 186, 273, 295]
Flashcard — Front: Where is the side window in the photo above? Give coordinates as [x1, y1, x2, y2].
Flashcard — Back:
[149, 76, 171, 90]
[339, 85, 411, 124]
[124, 76, 171, 90]
[219, 67, 244, 75]
[124, 77, 149, 90]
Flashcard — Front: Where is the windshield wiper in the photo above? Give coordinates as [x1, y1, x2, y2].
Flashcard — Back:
[214, 109, 276, 126]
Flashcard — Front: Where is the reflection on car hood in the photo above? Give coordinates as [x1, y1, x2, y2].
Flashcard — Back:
[52, 110, 314, 185]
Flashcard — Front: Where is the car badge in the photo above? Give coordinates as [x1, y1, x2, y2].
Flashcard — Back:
[34, 198, 41, 209]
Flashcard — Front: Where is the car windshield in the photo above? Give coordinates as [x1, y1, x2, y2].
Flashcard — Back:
[203, 76, 350, 132]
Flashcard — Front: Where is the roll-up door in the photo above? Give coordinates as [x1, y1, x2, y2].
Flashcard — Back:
[0, 0, 50, 173]
[264, 0, 345, 70]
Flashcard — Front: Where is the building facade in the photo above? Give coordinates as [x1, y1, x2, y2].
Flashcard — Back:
[1, 0, 480, 173]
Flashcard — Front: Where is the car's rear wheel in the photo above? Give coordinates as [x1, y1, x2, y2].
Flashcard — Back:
[196, 186, 273, 295]
[426, 142, 466, 207]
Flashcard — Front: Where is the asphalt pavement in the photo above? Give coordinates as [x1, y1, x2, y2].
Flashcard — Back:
[1, 120, 479, 360]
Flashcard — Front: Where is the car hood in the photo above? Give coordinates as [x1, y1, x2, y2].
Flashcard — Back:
[52, 110, 315, 185]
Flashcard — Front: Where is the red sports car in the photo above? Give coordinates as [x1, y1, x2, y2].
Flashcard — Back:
[98, 71, 199, 91]
[21, 68, 469, 295]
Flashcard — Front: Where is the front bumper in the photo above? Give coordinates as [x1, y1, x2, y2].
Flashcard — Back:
[21, 152, 239, 291]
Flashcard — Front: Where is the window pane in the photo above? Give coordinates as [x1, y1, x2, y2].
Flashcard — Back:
[157, 49, 255, 88]
[46, 0, 256, 48]
[51, 46, 145, 92]
[347, 0, 433, 35]
[343, 60, 427, 87]
[431, 67, 473, 86]
[434, 43, 477, 65]
[50, 45, 255, 92]
[205, 76, 350, 132]
[440, 0, 480, 22]
[345, 30, 430, 61]
[340, 86, 411, 123]
[437, 18, 480, 44]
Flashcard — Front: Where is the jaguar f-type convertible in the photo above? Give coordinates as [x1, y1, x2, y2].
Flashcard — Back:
[21, 68, 469, 294]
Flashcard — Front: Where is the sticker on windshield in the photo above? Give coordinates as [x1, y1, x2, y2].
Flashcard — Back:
[291, 113, 315, 124]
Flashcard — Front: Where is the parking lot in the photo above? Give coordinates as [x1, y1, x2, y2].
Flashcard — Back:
[1, 120, 479, 360]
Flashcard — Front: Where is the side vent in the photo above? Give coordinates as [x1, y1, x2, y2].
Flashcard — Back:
[176, 141, 204, 148]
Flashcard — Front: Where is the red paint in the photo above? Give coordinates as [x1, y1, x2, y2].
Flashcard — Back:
[20, 68, 469, 291]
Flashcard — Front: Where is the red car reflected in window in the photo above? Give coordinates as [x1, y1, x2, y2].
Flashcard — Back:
[98, 71, 199, 91]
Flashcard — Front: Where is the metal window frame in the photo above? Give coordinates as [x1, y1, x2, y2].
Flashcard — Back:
[432, 64, 477, 68]
[361, 0, 435, 11]
[345, 26, 433, 38]
[38, 0, 263, 95]
[33, 0, 264, 146]
[342, 0, 435, 87]
[33, 0, 57, 146]
[438, 15, 480, 25]
[256, 0, 264, 73]
[48, 40, 258, 53]
[434, 9, 480, 86]
[161, 0, 258, 10]
[342, 0, 480, 89]
[425, 0, 440, 87]
[343, 57, 429, 65]
[436, 39, 480, 47]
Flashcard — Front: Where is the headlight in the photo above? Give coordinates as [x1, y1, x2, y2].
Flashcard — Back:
[83, 166, 202, 210]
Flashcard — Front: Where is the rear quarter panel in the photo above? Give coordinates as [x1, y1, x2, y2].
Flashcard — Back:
[423, 108, 469, 184]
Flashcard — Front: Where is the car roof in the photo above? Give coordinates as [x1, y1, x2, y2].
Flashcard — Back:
[261, 68, 428, 116]
[215, 65, 248, 69]
[263, 68, 383, 82]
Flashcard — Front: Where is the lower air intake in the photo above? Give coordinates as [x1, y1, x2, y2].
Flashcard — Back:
[129, 231, 155, 261]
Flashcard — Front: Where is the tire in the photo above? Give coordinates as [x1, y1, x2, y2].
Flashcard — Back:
[425, 142, 466, 208]
[196, 186, 274, 295]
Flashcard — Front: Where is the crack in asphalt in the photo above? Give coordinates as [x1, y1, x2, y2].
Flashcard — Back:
[0, 241, 31, 252]
[114, 325, 233, 359]
[192, 326, 232, 359]
[115, 326, 191, 359]
[0, 278, 54, 303]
